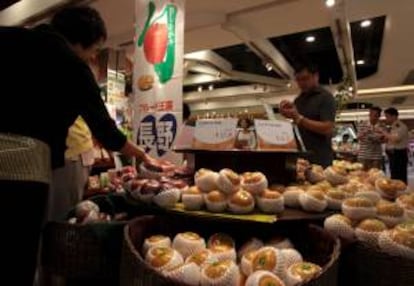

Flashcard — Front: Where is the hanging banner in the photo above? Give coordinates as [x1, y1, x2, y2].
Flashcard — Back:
[133, 0, 184, 163]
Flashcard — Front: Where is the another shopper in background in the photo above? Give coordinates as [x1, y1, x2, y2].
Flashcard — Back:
[381, 107, 409, 183]
[181, 103, 195, 170]
[280, 63, 336, 167]
[235, 118, 257, 150]
[50, 116, 95, 220]
[0, 6, 156, 285]
[339, 134, 352, 151]
[357, 106, 385, 170]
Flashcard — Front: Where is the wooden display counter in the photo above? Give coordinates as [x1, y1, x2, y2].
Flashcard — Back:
[175, 148, 306, 185]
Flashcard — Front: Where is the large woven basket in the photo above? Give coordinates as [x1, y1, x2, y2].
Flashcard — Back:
[120, 215, 340, 286]
[40, 194, 137, 286]
[339, 241, 414, 286]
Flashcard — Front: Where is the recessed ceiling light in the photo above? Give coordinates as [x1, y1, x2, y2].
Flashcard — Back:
[357, 60, 365, 65]
[360, 20, 372, 28]
[306, 36, 316, 42]
[265, 62, 273, 71]
[325, 0, 335, 7]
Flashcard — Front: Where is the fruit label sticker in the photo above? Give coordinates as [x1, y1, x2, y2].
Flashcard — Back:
[254, 119, 298, 151]
[193, 119, 238, 150]
[134, 0, 184, 163]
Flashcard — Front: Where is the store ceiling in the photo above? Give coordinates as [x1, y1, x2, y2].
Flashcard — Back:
[89, 0, 414, 101]
[188, 14, 384, 91]
[0, 0, 20, 11]
[1, 0, 413, 112]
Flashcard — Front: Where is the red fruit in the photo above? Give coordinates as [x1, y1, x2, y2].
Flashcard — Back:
[143, 23, 168, 64]
[131, 179, 148, 191]
[122, 166, 136, 174]
[170, 179, 188, 189]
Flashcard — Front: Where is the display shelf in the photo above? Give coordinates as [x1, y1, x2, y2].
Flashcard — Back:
[174, 148, 307, 185]
[125, 194, 334, 225]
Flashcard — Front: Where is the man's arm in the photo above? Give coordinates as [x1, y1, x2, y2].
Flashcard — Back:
[296, 116, 334, 136]
[280, 94, 336, 136]
[381, 124, 408, 144]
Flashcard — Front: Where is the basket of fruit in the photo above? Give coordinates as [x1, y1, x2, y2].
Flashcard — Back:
[40, 194, 133, 286]
[120, 215, 340, 286]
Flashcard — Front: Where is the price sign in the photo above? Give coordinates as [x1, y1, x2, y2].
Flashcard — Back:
[193, 119, 238, 150]
[254, 119, 297, 150]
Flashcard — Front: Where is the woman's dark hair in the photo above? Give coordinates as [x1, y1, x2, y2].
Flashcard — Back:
[51, 6, 107, 48]
[239, 117, 252, 127]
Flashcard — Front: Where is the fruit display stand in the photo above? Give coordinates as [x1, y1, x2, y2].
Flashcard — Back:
[174, 149, 304, 185]
[120, 215, 340, 286]
[119, 149, 342, 285]
[125, 194, 335, 225]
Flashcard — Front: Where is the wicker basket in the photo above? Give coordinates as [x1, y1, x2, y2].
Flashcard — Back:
[40, 194, 139, 286]
[120, 215, 340, 286]
[339, 242, 414, 286]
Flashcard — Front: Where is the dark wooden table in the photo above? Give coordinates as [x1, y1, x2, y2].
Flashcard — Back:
[174, 149, 306, 185]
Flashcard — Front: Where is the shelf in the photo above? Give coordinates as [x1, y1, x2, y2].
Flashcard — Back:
[174, 148, 306, 155]
[125, 195, 334, 224]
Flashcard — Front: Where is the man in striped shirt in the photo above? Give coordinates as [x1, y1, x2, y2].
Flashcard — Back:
[357, 106, 385, 170]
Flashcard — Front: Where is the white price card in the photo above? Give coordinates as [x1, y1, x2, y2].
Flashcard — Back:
[193, 119, 238, 150]
[174, 125, 194, 149]
[254, 119, 297, 150]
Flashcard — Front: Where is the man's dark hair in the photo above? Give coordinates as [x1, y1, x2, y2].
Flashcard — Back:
[384, 107, 399, 117]
[183, 103, 191, 120]
[294, 61, 319, 75]
[370, 106, 382, 117]
[51, 6, 107, 48]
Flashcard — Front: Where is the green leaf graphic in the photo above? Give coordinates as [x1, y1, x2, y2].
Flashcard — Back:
[137, 1, 156, 47]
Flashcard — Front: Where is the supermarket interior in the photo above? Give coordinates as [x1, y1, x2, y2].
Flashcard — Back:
[1, 0, 414, 286]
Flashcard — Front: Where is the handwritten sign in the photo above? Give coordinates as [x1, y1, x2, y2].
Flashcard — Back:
[254, 119, 297, 150]
[193, 119, 238, 150]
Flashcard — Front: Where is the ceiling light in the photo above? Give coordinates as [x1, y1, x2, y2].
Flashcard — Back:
[360, 20, 372, 28]
[348, 86, 354, 92]
[356, 60, 365, 65]
[325, 0, 335, 7]
[208, 84, 214, 91]
[197, 86, 203, 92]
[265, 62, 273, 71]
[306, 36, 316, 43]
